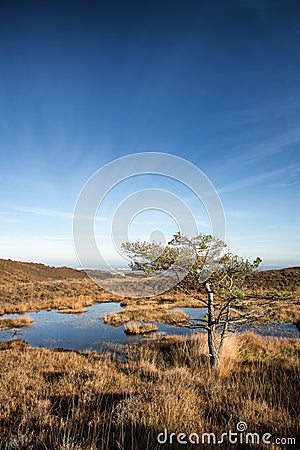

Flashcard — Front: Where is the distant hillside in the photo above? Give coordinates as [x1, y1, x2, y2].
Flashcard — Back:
[0, 258, 299, 291]
[0, 259, 86, 283]
[245, 267, 300, 291]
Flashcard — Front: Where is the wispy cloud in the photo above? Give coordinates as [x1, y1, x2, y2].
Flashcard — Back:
[227, 127, 300, 167]
[12, 206, 108, 222]
[0, 235, 72, 242]
[226, 210, 263, 219]
[227, 233, 273, 241]
[269, 180, 300, 188]
[268, 224, 300, 231]
[13, 206, 74, 219]
[131, 216, 210, 228]
[218, 166, 291, 194]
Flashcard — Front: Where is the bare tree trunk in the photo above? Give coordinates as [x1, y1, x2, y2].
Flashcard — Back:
[205, 282, 219, 370]
[219, 301, 231, 353]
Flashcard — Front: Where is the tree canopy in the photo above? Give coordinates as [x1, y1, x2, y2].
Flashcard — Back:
[122, 232, 262, 370]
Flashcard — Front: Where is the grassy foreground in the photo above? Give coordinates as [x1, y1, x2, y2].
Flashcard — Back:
[0, 333, 298, 450]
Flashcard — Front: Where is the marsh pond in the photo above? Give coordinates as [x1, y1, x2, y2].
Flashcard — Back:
[0, 302, 298, 352]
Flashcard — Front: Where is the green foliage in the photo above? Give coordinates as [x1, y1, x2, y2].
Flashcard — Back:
[122, 233, 263, 371]
[122, 232, 261, 298]
[122, 240, 179, 273]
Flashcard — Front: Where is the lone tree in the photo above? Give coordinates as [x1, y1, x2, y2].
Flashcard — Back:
[122, 232, 261, 370]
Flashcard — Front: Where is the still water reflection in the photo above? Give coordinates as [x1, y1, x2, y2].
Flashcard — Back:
[0, 302, 298, 352]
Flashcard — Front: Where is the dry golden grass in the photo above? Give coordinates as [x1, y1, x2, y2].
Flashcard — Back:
[103, 305, 188, 326]
[1, 276, 298, 332]
[58, 308, 86, 314]
[121, 293, 205, 308]
[0, 274, 204, 317]
[218, 334, 242, 377]
[0, 332, 298, 449]
[56, 299, 90, 314]
[233, 289, 300, 325]
[0, 317, 33, 330]
[1, 262, 299, 329]
[125, 323, 158, 335]
[0, 258, 86, 283]
[0, 280, 122, 315]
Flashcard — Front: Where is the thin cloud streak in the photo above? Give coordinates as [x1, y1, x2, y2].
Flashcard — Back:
[13, 206, 74, 219]
[226, 210, 263, 219]
[0, 235, 72, 242]
[12, 206, 108, 222]
[218, 166, 293, 194]
[269, 180, 300, 188]
[229, 127, 300, 167]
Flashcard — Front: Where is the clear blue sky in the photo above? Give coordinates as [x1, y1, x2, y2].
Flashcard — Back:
[0, 0, 299, 269]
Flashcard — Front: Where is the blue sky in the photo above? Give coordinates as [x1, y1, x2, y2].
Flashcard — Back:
[0, 0, 299, 269]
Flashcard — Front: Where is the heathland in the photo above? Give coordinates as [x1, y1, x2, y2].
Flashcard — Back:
[0, 259, 299, 449]
[0, 258, 299, 325]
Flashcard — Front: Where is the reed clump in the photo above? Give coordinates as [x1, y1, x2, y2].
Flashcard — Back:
[0, 317, 33, 330]
[103, 305, 188, 326]
[125, 323, 158, 335]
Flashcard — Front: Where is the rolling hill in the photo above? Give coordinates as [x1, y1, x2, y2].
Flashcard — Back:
[0, 259, 85, 283]
[0, 258, 299, 291]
